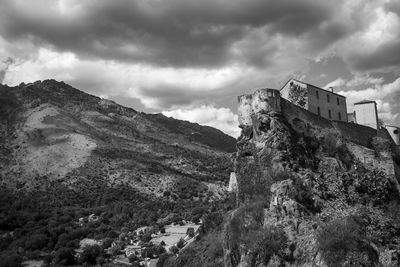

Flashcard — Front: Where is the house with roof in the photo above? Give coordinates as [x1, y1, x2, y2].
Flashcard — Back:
[280, 79, 348, 122]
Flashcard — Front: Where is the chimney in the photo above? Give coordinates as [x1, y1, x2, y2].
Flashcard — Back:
[329, 87, 334, 92]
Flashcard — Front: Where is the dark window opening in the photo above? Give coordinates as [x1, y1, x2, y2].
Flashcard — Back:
[317, 107, 320, 115]
[394, 130, 399, 134]
[337, 98, 340, 105]
[328, 110, 332, 119]
[316, 91, 319, 100]
[338, 112, 341, 120]
[327, 94, 330, 102]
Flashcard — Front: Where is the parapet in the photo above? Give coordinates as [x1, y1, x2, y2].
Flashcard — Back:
[237, 88, 281, 127]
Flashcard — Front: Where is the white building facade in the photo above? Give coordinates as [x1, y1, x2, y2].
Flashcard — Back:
[280, 79, 348, 122]
[353, 100, 379, 130]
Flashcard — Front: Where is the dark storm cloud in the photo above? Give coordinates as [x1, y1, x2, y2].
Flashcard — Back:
[0, 0, 342, 68]
[349, 39, 400, 71]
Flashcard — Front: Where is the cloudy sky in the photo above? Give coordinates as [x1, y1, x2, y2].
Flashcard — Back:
[1, 0, 400, 137]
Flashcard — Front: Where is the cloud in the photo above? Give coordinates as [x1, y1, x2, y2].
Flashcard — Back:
[338, 77, 400, 123]
[324, 77, 346, 89]
[162, 105, 240, 137]
[336, 4, 400, 72]
[0, 0, 351, 69]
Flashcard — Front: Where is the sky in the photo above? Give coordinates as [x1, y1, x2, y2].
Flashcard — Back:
[1, 0, 400, 137]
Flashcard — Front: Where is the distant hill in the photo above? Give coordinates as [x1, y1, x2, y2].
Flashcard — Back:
[0, 79, 236, 195]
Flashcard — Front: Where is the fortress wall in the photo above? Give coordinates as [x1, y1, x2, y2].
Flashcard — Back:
[347, 142, 395, 176]
[332, 121, 377, 148]
[281, 98, 334, 129]
[240, 90, 385, 150]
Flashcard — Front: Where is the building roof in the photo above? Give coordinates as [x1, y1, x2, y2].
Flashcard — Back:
[354, 100, 376, 105]
[280, 78, 347, 98]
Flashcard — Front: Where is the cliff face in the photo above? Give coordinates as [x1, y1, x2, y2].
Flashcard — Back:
[224, 89, 400, 267]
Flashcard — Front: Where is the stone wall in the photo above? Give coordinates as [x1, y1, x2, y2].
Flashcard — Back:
[237, 89, 282, 128]
[346, 142, 395, 176]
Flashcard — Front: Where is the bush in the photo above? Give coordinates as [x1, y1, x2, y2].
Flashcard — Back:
[0, 253, 23, 267]
[25, 234, 48, 250]
[320, 130, 341, 157]
[79, 244, 103, 264]
[169, 245, 179, 254]
[128, 253, 138, 263]
[245, 226, 288, 265]
[317, 216, 376, 266]
[176, 238, 185, 249]
[53, 247, 76, 265]
[186, 227, 195, 238]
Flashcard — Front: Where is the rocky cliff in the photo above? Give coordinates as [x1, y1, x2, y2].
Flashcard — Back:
[223, 89, 400, 267]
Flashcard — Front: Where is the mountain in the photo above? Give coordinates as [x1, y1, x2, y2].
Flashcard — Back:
[0, 79, 235, 191]
[0, 79, 236, 264]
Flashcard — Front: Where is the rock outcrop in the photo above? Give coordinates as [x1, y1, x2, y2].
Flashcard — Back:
[224, 88, 400, 267]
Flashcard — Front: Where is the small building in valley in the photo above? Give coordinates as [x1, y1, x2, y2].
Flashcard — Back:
[280, 79, 348, 122]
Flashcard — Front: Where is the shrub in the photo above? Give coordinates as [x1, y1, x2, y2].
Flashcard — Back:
[53, 247, 75, 265]
[316, 216, 376, 266]
[79, 244, 102, 264]
[176, 238, 185, 249]
[0, 253, 23, 267]
[128, 253, 138, 263]
[320, 130, 341, 157]
[169, 245, 179, 254]
[186, 227, 195, 238]
[25, 234, 48, 250]
[245, 225, 288, 265]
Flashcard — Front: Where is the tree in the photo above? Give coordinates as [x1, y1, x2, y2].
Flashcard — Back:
[186, 227, 195, 238]
[25, 234, 48, 250]
[79, 244, 103, 265]
[169, 245, 179, 254]
[288, 83, 307, 108]
[53, 248, 75, 266]
[0, 253, 23, 267]
[177, 238, 185, 249]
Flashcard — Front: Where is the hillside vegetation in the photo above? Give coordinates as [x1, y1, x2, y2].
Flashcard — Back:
[0, 80, 236, 265]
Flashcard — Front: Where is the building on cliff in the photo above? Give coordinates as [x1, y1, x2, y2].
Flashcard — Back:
[351, 100, 379, 130]
[280, 79, 348, 122]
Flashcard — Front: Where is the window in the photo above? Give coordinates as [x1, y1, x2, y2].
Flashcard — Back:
[338, 112, 341, 121]
[337, 98, 340, 105]
[328, 110, 331, 119]
[317, 106, 320, 115]
[316, 90, 319, 100]
[327, 94, 330, 102]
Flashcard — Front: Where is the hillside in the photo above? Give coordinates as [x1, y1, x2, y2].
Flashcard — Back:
[168, 89, 400, 267]
[0, 80, 236, 265]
